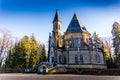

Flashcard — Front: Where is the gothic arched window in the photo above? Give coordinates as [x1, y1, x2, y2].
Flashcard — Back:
[59, 55, 62, 64]
[54, 24, 57, 30]
[62, 55, 66, 64]
[59, 55, 66, 64]
[74, 39, 79, 48]
[75, 55, 78, 64]
[96, 54, 100, 63]
[80, 54, 84, 63]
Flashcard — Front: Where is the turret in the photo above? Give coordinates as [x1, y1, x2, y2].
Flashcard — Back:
[53, 10, 62, 33]
[52, 10, 62, 48]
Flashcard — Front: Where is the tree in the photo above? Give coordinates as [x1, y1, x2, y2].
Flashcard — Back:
[29, 34, 38, 68]
[12, 42, 23, 69]
[0, 29, 13, 67]
[6, 41, 24, 69]
[6, 36, 31, 69]
[37, 44, 43, 63]
[102, 37, 112, 60]
[5, 48, 13, 68]
[4, 34, 47, 70]
[92, 32, 103, 49]
[21, 35, 31, 68]
[38, 44, 47, 63]
[111, 22, 120, 68]
[39, 44, 46, 62]
[102, 37, 115, 68]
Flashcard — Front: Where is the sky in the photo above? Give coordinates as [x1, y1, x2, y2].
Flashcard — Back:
[0, 0, 120, 46]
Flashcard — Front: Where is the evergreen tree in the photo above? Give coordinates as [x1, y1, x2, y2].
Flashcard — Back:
[29, 34, 38, 68]
[5, 49, 12, 68]
[7, 36, 31, 69]
[39, 44, 46, 62]
[92, 32, 103, 48]
[37, 44, 43, 63]
[111, 22, 120, 67]
[4, 34, 47, 70]
[21, 35, 31, 68]
[11, 41, 25, 69]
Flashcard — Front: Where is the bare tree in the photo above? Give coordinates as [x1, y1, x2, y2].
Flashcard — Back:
[102, 37, 113, 61]
[0, 29, 13, 67]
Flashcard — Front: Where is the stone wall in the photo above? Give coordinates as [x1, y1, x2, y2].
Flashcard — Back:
[56, 48, 106, 69]
[68, 64, 106, 69]
[68, 49, 105, 65]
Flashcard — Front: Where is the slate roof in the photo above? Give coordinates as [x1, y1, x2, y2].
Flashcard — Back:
[65, 13, 88, 34]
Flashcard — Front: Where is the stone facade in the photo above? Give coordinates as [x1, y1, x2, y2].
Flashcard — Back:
[48, 10, 106, 69]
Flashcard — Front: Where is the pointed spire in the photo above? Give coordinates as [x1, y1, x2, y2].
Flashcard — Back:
[73, 12, 77, 19]
[65, 13, 85, 34]
[53, 10, 61, 23]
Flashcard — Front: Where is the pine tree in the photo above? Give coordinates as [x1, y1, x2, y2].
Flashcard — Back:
[21, 35, 31, 68]
[4, 34, 47, 70]
[9, 36, 31, 69]
[29, 34, 38, 68]
[92, 32, 103, 48]
[37, 44, 43, 63]
[10, 41, 25, 69]
[111, 22, 120, 67]
[39, 44, 46, 62]
[5, 49, 12, 68]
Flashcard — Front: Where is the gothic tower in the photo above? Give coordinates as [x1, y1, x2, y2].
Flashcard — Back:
[52, 10, 62, 48]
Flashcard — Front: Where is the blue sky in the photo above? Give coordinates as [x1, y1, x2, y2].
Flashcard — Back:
[0, 0, 120, 45]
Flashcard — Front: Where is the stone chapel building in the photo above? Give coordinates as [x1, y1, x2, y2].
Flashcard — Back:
[48, 10, 106, 69]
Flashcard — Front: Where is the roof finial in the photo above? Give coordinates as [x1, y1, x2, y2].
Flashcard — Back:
[73, 12, 77, 17]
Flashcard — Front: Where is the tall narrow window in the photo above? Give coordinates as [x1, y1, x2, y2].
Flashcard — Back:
[52, 57, 54, 63]
[80, 55, 84, 63]
[59, 24, 60, 30]
[74, 39, 78, 48]
[96, 54, 100, 63]
[59, 55, 62, 64]
[63, 55, 66, 64]
[75, 55, 78, 64]
[54, 24, 57, 31]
